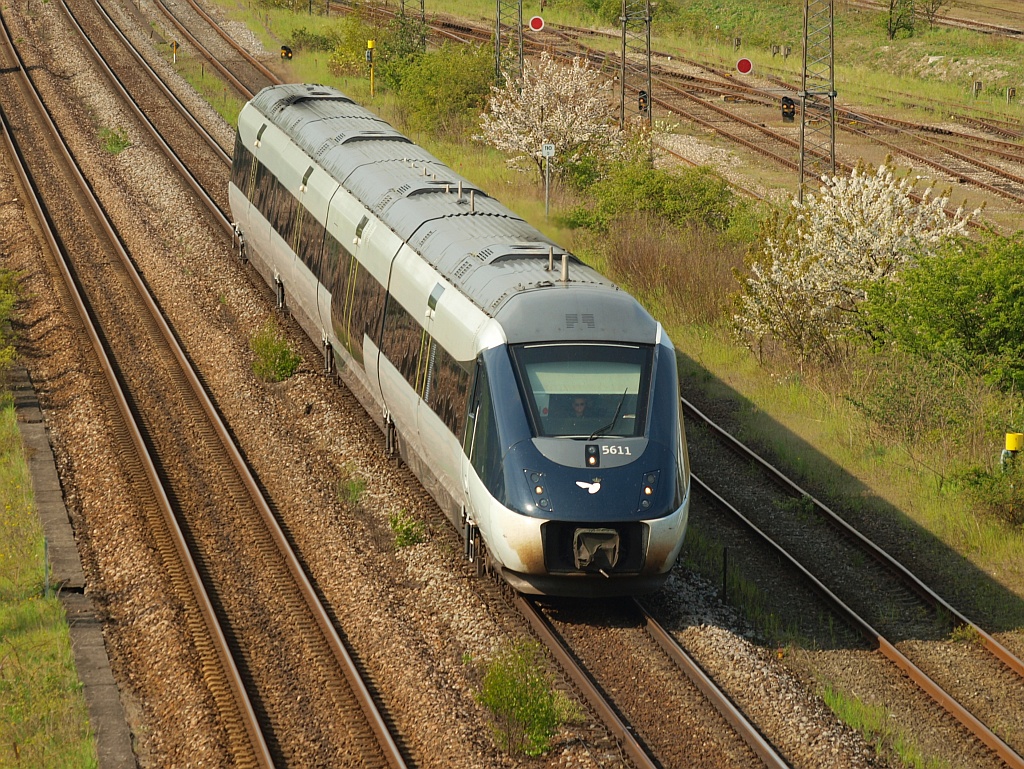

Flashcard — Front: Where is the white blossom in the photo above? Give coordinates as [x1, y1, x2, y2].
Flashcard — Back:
[735, 163, 980, 363]
[477, 52, 622, 178]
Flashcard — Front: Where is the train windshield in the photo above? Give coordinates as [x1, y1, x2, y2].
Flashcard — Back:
[510, 343, 653, 438]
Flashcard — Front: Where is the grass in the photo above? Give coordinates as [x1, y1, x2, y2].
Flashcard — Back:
[98, 126, 131, 154]
[0, 397, 97, 767]
[820, 684, 948, 769]
[336, 467, 367, 506]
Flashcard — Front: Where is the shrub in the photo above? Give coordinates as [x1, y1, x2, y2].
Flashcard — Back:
[579, 213, 745, 323]
[858, 235, 1024, 393]
[952, 461, 1024, 527]
[564, 161, 737, 233]
[477, 641, 560, 756]
[250, 318, 301, 382]
[326, 16, 380, 76]
[734, 163, 977, 366]
[395, 43, 493, 137]
[290, 25, 344, 52]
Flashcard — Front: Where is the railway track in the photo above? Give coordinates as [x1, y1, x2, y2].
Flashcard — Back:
[680, 395, 1024, 769]
[0, 5, 410, 766]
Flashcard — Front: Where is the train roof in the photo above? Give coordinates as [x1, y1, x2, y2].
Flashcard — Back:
[246, 84, 658, 339]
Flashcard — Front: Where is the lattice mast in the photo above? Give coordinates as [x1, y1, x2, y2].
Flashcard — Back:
[798, 0, 836, 201]
[495, 0, 523, 83]
[619, 0, 652, 129]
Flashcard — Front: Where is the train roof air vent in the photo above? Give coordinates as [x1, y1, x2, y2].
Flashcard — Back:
[565, 314, 597, 329]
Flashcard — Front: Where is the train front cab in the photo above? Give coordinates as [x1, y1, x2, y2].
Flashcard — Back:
[462, 335, 690, 597]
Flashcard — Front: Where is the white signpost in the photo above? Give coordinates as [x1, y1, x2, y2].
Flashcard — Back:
[542, 143, 555, 218]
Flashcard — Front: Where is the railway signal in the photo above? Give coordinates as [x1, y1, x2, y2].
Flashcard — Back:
[281, 45, 292, 60]
[528, 15, 545, 31]
[781, 96, 796, 123]
[736, 57, 753, 75]
[638, 89, 649, 113]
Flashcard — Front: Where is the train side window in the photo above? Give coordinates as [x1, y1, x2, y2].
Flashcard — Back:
[251, 162, 275, 213]
[428, 343, 471, 438]
[231, 134, 253, 194]
[323, 234, 348, 295]
[301, 214, 326, 275]
[469, 363, 504, 500]
[381, 295, 425, 389]
[344, 264, 385, 364]
[274, 181, 297, 245]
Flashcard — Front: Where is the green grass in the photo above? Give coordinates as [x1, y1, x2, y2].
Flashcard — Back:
[820, 684, 948, 768]
[0, 399, 97, 767]
[250, 317, 301, 382]
[336, 467, 367, 506]
[98, 126, 131, 154]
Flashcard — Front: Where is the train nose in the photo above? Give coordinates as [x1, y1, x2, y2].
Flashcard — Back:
[573, 528, 620, 571]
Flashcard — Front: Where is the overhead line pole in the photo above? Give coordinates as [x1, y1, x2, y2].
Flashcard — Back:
[798, 0, 837, 202]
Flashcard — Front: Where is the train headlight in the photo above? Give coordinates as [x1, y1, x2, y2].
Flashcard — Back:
[638, 470, 660, 513]
[585, 444, 600, 467]
[524, 470, 552, 512]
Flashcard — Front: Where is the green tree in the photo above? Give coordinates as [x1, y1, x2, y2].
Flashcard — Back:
[859, 235, 1024, 392]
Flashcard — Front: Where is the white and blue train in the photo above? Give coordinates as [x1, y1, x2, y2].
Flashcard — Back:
[229, 83, 690, 596]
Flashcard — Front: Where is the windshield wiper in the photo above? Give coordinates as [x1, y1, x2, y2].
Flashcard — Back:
[589, 389, 627, 440]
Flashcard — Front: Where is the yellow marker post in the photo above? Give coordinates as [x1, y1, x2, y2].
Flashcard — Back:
[366, 40, 376, 97]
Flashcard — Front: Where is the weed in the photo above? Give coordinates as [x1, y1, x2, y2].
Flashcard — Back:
[949, 623, 983, 645]
[477, 640, 561, 756]
[250, 318, 301, 382]
[336, 472, 366, 507]
[388, 510, 425, 548]
[820, 684, 947, 768]
[99, 127, 131, 154]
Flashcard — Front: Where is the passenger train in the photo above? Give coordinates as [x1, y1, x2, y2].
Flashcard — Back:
[229, 83, 690, 596]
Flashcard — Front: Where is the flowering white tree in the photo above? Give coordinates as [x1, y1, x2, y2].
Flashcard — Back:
[478, 52, 622, 180]
[735, 163, 979, 364]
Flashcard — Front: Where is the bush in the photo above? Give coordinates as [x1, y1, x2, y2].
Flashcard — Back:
[564, 162, 737, 233]
[477, 641, 560, 756]
[250, 318, 301, 382]
[395, 43, 493, 137]
[578, 213, 745, 323]
[325, 17, 380, 77]
[952, 461, 1024, 527]
[859, 235, 1024, 393]
[290, 25, 344, 52]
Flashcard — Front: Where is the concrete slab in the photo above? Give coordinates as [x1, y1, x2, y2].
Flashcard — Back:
[11, 366, 137, 769]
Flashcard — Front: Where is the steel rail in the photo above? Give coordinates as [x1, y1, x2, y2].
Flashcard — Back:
[512, 593, 660, 769]
[10, 4, 410, 763]
[682, 396, 1024, 683]
[61, 0, 231, 228]
[634, 600, 791, 769]
[150, 0, 257, 98]
[0, 11, 275, 766]
[692, 474, 1024, 768]
[86, 0, 231, 164]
